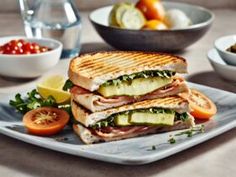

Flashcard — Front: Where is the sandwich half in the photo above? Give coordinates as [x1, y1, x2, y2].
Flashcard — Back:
[69, 51, 189, 112]
[72, 96, 195, 144]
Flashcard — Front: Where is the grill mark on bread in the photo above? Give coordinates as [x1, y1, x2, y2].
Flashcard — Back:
[69, 51, 187, 91]
[103, 96, 187, 114]
[122, 55, 170, 68]
[129, 96, 186, 108]
[94, 58, 175, 77]
[77, 51, 186, 61]
[78, 53, 138, 69]
[79, 53, 170, 72]
[72, 53, 184, 78]
[77, 53, 142, 74]
[81, 54, 128, 73]
[100, 53, 146, 68]
[125, 56, 174, 69]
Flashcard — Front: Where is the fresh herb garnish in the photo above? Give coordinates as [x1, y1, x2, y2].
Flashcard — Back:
[63, 79, 74, 91]
[9, 89, 73, 119]
[147, 145, 157, 151]
[9, 89, 57, 114]
[92, 117, 115, 129]
[102, 70, 176, 86]
[168, 137, 176, 144]
[55, 137, 69, 142]
[148, 108, 174, 114]
[175, 124, 205, 137]
[152, 145, 156, 150]
[58, 104, 74, 119]
[168, 125, 205, 144]
[175, 112, 189, 122]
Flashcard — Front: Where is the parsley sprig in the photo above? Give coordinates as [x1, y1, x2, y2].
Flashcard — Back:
[9, 89, 73, 120]
[63, 79, 74, 91]
[175, 112, 189, 122]
[92, 117, 115, 129]
[168, 125, 205, 144]
[102, 70, 176, 86]
[9, 89, 57, 114]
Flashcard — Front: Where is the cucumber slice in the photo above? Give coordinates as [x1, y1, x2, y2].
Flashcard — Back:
[109, 3, 133, 27]
[114, 114, 131, 126]
[129, 112, 175, 126]
[115, 3, 133, 27]
[120, 8, 146, 29]
[114, 110, 175, 126]
[98, 77, 172, 97]
[109, 11, 118, 27]
[109, 4, 120, 27]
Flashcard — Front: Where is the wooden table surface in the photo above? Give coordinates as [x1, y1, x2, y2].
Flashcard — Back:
[0, 10, 235, 177]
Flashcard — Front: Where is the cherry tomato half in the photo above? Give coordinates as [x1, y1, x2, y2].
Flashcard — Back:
[23, 107, 69, 136]
[189, 89, 217, 119]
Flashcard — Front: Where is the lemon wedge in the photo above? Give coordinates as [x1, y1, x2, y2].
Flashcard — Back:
[37, 75, 71, 104]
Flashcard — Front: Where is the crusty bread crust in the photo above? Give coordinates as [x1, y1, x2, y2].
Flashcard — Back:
[69, 51, 187, 91]
[71, 96, 190, 127]
[73, 124, 101, 144]
[73, 115, 195, 144]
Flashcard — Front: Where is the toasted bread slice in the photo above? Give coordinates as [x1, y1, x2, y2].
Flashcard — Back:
[69, 51, 187, 91]
[71, 96, 189, 127]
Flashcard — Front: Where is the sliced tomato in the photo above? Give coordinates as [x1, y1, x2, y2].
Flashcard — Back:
[189, 89, 217, 119]
[23, 107, 69, 136]
[136, 0, 165, 21]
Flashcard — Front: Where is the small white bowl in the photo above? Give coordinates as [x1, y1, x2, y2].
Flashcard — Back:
[0, 36, 62, 78]
[214, 35, 236, 66]
[207, 48, 236, 82]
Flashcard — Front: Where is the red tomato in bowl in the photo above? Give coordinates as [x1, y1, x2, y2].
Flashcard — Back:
[0, 39, 51, 55]
[136, 0, 166, 21]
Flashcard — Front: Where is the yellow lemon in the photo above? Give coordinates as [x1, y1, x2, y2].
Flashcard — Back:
[37, 75, 71, 104]
[40, 75, 66, 89]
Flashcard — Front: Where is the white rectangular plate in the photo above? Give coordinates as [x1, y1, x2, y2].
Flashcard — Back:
[0, 82, 235, 165]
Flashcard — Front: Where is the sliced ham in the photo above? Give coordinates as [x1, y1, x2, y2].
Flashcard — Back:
[91, 126, 158, 141]
[73, 113, 195, 144]
[84, 116, 194, 142]
[71, 77, 189, 112]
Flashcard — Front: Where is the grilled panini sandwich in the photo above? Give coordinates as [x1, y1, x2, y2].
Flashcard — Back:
[68, 51, 194, 144]
[72, 96, 195, 144]
[69, 51, 189, 112]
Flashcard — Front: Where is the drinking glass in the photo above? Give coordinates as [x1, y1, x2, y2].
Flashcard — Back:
[19, 0, 82, 58]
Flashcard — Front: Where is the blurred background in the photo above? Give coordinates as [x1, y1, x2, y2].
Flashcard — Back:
[2, 0, 236, 12]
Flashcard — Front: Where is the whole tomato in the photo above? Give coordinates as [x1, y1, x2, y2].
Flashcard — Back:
[136, 0, 165, 21]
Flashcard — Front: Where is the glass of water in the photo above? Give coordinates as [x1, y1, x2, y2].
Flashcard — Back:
[18, 0, 82, 59]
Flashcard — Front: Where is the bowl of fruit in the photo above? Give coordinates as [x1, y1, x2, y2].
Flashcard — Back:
[89, 0, 214, 52]
[0, 36, 62, 78]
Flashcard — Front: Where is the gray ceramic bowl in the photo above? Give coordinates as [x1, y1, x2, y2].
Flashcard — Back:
[208, 48, 236, 82]
[214, 35, 236, 66]
[89, 2, 214, 52]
